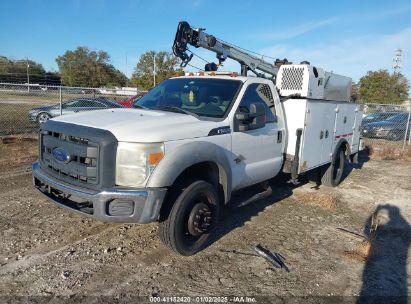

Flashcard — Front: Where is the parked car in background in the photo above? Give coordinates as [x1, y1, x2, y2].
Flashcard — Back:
[361, 112, 411, 140]
[361, 112, 400, 126]
[117, 92, 147, 108]
[28, 97, 124, 123]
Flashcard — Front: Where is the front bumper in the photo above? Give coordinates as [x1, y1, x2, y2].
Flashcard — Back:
[32, 162, 167, 223]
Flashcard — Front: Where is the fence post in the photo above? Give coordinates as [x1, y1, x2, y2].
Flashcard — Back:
[59, 86, 63, 116]
[403, 108, 411, 150]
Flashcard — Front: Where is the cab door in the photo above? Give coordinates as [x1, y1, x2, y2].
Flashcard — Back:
[231, 83, 283, 190]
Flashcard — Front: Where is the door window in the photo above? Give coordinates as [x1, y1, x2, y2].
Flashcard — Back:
[238, 83, 276, 122]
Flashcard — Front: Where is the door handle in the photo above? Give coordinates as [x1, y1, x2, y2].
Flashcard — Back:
[277, 131, 282, 143]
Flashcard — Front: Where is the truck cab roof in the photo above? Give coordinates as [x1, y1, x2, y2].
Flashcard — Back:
[171, 72, 261, 83]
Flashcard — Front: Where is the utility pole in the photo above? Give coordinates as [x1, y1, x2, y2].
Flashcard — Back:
[393, 48, 402, 74]
[125, 53, 128, 79]
[153, 52, 156, 87]
[26, 58, 30, 92]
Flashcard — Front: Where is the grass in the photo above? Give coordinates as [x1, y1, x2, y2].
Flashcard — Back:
[0, 136, 38, 167]
[0, 103, 40, 136]
[295, 192, 340, 210]
[0, 91, 130, 136]
[365, 138, 411, 161]
[0, 91, 129, 103]
[342, 209, 380, 262]
[0, 91, 60, 103]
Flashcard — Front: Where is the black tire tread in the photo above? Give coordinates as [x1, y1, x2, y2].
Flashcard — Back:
[159, 180, 219, 255]
[321, 149, 344, 187]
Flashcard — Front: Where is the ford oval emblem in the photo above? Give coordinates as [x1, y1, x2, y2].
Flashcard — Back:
[52, 147, 71, 163]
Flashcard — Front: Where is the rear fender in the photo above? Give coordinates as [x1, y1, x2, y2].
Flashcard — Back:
[333, 139, 351, 161]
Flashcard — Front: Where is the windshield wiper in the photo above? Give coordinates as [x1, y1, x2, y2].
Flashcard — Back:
[158, 106, 199, 119]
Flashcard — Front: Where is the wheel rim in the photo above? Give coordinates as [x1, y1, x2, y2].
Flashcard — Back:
[38, 113, 50, 123]
[187, 202, 212, 236]
[389, 131, 401, 141]
[182, 193, 215, 246]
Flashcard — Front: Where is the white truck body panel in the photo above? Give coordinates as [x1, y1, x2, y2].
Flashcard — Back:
[283, 98, 361, 173]
[276, 64, 351, 102]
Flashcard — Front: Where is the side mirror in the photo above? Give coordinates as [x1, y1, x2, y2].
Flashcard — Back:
[235, 102, 266, 132]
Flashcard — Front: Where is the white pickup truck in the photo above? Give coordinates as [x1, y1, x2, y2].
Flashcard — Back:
[32, 63, 363, 255]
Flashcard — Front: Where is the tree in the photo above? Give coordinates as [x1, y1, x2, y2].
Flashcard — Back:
[129, 51, 181, 90]
[0, 56, 45, 75]
[358, 70, 409, 104]
[0, 56, 60, 84]
[56, 47, 127, 87]
[351, 82, 358, 102]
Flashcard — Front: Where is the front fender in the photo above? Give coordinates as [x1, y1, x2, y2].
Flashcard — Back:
[146, 141, 232, 203]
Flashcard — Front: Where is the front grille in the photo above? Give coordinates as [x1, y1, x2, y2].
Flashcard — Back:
[40, 130, 99, 185]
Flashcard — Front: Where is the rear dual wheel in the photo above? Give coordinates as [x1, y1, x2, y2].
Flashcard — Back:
[159, 180, 220, 256]
[321, 149, 345, 187]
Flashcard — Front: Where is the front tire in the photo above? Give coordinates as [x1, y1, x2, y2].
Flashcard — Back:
[387, 130, 401, 141]
[321, 149, 345, 187]
[159, 180, 220, 256]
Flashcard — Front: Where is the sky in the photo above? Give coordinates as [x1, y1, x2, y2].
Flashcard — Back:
[1, 0, 411, 82]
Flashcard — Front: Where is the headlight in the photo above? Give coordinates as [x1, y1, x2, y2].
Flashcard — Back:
[116, 142, 164, 187]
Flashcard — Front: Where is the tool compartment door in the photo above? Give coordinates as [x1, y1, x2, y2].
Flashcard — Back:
[351, 106, 362, 153]
[320, 103, 338, 163]
[300, 102, 336, 172]
[333, 103, 357, 153]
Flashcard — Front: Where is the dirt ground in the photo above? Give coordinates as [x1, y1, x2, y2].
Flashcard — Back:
[0, 140, 411, 303]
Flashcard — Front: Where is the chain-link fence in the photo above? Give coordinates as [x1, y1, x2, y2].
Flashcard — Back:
[0, 83, 140, 136]
[1, 83, 410, 157]
[361, 103, 411, 156]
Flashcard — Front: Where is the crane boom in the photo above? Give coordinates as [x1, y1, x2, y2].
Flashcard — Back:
[173, 21, 279, 77]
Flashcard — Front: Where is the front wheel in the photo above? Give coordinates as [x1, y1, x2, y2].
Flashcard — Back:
[321, 149, 345, 187]
[387, 130, 402, 141]
[159, 180, 220, 256]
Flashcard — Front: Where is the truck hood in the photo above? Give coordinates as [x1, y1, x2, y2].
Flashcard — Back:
[52, 108, 223, 142]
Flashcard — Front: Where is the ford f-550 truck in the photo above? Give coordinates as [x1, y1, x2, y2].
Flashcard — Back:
[32, 22, 362, 255]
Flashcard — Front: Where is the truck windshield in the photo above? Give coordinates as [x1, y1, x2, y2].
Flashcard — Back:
[133, 78, 242, 118]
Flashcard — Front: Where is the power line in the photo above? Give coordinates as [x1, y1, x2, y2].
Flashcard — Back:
[187, 49, 209, 63]
[186, 63, 204, 71]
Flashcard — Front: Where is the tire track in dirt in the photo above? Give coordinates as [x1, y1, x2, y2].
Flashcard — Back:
[0, 223, 114, 275]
